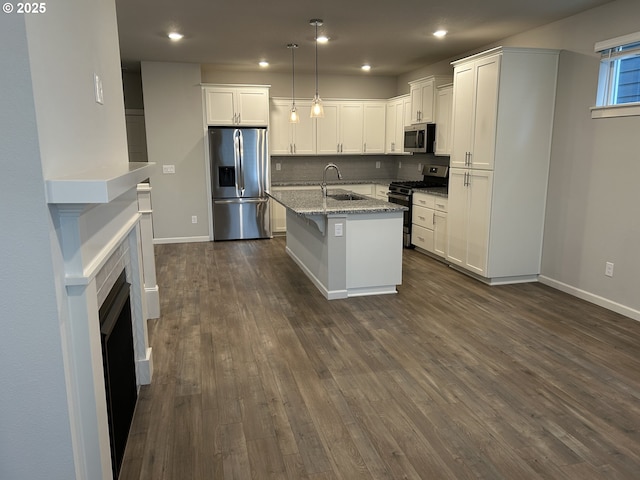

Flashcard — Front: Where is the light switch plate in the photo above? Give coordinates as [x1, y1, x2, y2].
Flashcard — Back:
[162, 164, 176, 174]
[94, 73, 104, 105]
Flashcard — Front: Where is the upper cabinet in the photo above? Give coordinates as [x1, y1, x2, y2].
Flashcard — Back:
[204, 85, 270, 126]
[270, 99, 384, 156]
[270, 99, 315, 155]
[408, 76, 452, 124]
[362, 102, 386, 154]
[385, 95, 410, 154]
[449, 54, 500, 169]
[434, 84, 453, 156]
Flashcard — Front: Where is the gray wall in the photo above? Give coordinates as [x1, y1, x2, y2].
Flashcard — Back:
[491, 0, 640, 315]
[0, 0, 128, 476]
[201, 67, 398, 99]
[142, 62, 210, 242]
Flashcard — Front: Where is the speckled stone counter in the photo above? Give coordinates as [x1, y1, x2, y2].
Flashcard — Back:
[268, 188, 407, 216]
[267, 188, 405, 300]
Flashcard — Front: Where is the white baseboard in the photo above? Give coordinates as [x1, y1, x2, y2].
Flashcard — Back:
[539, 275, 640, 322]
[136, 347, 153, 385]
[153, 235, 210, 244]
[145, 286, 160, 319]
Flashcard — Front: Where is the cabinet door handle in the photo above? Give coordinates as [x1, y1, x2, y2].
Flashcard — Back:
[433, 213, 435, 225]
[364, 142, 366, 153]
[293, 144, 296, 154]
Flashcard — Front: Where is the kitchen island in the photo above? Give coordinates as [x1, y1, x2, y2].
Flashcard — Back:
[268, 188, 407, 300]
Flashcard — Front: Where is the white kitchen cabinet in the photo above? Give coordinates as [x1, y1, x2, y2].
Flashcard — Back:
[363, 103, 386, 154]
[204, 85, 269, 126]
[411, 192, 448, 258]
[434, 84, 453, 156]
[316, 101, 366, 155]
[446, 169, 492, 274]
[446, 47, 559, 283]
[270, 99, 315, 155]
[375, 184, 389, 200]
[340, 103, 364, 154]
[385, 95, 409, 154]
[450, 55, 500, 169]
[408, 76, 452, 124]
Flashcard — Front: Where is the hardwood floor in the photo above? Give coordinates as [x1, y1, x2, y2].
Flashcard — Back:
[119, 237, 640, 479]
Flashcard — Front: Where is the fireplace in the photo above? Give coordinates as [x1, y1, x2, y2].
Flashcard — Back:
[99, 269, 137, 479]
[45, 162, 156, 479]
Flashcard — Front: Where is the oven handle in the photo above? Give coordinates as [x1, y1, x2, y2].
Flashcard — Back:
[387, 192, 411, 202]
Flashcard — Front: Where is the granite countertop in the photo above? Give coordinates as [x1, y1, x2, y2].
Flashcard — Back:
[268, 188, 408, 215]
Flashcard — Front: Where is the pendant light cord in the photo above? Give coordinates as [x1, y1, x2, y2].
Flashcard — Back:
[314, 22, 319, 97]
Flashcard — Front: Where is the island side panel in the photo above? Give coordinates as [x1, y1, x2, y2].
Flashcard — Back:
[284, 210, 348, 299]
[345, 212, 404, 294]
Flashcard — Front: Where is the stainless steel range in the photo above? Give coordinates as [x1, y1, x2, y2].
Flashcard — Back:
[388, 163, 449, 247]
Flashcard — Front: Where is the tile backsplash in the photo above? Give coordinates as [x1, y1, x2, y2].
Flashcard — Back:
[271, 154, 449, 184]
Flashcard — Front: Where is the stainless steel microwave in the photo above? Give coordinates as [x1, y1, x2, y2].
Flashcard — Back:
[404, 123, 436, 153]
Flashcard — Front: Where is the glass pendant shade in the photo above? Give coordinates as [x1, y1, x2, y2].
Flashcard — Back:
[289, 105, 299, 123]
[310, 95, 324, 118]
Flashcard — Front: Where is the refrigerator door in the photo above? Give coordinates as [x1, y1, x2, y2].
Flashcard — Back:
[213, 198, 271, 240]
[210, 127, 267, 199]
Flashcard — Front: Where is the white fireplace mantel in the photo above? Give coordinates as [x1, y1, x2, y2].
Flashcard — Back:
[47, 161, 156, 480]
[45, 161, 154, 204]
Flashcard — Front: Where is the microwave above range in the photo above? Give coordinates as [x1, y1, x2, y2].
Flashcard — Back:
[404, 123, 436, 154]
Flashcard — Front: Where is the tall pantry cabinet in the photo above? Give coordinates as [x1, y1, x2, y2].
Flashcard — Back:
[446, 47, 559, 284]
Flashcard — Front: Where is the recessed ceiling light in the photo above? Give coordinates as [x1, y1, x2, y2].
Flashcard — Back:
[361, 64, 371, 71]
[259, 60, 269, 67]
[168, 32, 184, 41]
[433, 30, 447, 38]
[316, 35, 329, 44]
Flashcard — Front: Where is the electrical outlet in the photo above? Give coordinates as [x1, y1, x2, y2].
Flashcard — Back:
[418, 163, 423, 172]
[191, 216, 198, 224]
[398, 161, 402, 169]
[276, 162, 281, 171]
[605, 262, 614, 277]
[375, 161, 381, 169]
[334, 223, 343, 237]
[162, 164, 176, 174]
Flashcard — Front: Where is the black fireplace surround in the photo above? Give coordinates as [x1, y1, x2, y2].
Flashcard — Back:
[99, 270, 138, 479]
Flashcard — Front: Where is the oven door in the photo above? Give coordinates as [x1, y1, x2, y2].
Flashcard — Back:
[388, 191, 412, 247]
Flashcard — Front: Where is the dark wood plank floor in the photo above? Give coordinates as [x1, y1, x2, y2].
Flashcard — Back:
[119, 237, 640, 479]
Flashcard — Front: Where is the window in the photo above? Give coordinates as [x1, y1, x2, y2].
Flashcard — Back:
[593, 32, 640, 118]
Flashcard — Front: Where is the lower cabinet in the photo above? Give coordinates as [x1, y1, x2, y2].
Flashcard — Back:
[446, 168, 493, 275]
[411, 192, 448, 258]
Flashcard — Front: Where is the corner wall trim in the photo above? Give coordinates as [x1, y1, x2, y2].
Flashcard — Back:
[539, 275, 640, 322]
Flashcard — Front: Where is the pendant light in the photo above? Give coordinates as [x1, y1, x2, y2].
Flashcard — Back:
[287, 43, 300, 123]
[309, 19, 324, 118]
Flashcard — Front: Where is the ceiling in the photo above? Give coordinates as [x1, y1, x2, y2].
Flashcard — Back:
[115, 0, 613, 76]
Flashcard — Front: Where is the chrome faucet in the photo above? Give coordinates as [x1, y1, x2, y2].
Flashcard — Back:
[321, 163, 343, 197]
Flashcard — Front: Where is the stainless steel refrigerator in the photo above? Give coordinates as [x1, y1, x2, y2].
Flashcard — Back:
[209, 127, 271, 240]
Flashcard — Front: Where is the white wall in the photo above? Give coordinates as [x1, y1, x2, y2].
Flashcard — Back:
[142, 62, 210, 242]
[0, 0, 130, 477]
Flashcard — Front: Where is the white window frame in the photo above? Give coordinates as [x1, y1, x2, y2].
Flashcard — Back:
[591, 31, 640, 119]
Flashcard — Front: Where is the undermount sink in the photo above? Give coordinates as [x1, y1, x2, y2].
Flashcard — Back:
[328, 193, 367, 201]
